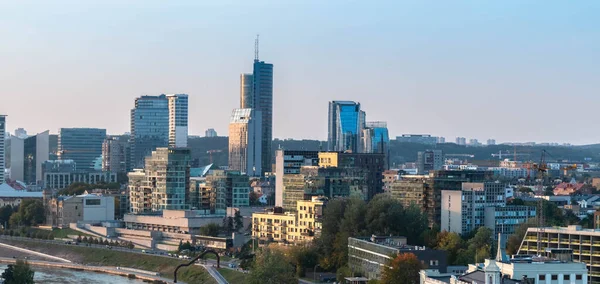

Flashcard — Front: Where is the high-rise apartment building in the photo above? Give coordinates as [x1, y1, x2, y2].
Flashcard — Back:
[130, 95, 169, 169]
[58, 128, 106, 172]
[417, 150, 443, 174]
[362, 121, 389, 154]
[328, 101, 363, 153]
[228, 109, 262, 176]
[205, 128, 218, 138]
[318, 152, 384, 200]
[455, 137, 467, 145]
[487, 139, 496, 145]
[102, 136, 128, 173]
[396, 134, 438, 145]
[0, 115, 6, 184]
[167, 94, 188, 148]
[128, 148, 191, 213]
[240, 73, 253, 109]
[252, 60, 274, 174]
[275, 150, 320, 207]
[10, 130, 50, 184]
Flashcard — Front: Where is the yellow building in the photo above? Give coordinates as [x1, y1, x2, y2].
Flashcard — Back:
[252, 196, 326, 245]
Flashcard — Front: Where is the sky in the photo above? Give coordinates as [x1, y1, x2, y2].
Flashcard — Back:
[1, 1, 599, 144]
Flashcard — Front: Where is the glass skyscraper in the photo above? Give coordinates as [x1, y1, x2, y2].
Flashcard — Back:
[240, 73, 253, 109]
[328, 101, 362, 152]
[167, 94, 188, 148]
[130, 95, 169, 170]
[228, 108, 262, 176]
[10, 130, 49, 184]
[0, 115, 5, 184]
[58, 128, 106, 172]
[252, 60, 274, 174]
[365, 121, 389, 154]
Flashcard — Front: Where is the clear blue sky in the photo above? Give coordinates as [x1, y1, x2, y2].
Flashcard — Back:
[1, 1, 598, 144]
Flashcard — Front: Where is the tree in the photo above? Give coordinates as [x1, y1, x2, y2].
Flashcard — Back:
[2, 259, 34, 284]
[248, 248, 297, 284]
[200, 223, 220, 237]
[180, 241, 192, 252]
[234, 211, 244, 231]
[0, 205, 13, 228]
[467, 227, 493, 263]
[506, 219, 536, 255]
[16, 200, 45, 226]
[436, 231, 463, 264]
[381, 253, 422, 284]
[249, 191, 260, 206]
[288, 246, 318, 277]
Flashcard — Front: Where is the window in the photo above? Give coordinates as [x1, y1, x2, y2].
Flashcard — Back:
[539, 275, 545, 280]
[429, 260, 439, 266]
[576, 275, 582, 280]
[564, 275, 570, 280]
[85, 199, 101, 206]
[551, 275, 558, 280]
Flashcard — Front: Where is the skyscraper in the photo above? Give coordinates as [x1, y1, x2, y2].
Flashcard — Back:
[328, 101, 362, 153]
[417, 150, 443, 174]
[253, 60, 274, 174]
[362, 121, 389, 154]
[10, 130, 49, 184]
[58, 128, 106, 172]
[102, 136, 128, 173]
[130, 95, 169, 169]
[228, 108, 262, 176]
[167, 94, 188, 148]
[0, 115, 6, 184]
[240, 73, 253, 108]
[205, 128, 218, 137]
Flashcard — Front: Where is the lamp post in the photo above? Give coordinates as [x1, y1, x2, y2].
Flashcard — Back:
[313, 264, 320, 283]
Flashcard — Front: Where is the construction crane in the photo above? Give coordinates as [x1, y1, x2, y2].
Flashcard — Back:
[532, 150, 549, 254]
[206, 150, 222, 164]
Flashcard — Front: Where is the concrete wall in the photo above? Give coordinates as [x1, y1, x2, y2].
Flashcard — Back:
[441, 190, 463, 234]
[83, 196, 115, 222]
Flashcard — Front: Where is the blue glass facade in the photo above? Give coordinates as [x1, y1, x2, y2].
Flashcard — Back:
[130, 95, 169, 169]
[370, 126, 389, 154]
[328, 101, 362, 152]
[58, 128, 106, 172]
[252, 61, 274, 174]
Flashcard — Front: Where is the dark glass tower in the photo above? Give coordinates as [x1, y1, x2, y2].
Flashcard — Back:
[253, 60, 274, 174]
[130, 95, 169, 170]
[328, 101, 362, 152]
[58, 128, 106, 172]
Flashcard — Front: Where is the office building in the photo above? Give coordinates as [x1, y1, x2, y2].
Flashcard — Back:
[518, 225, 600, 283]
[318, 151, 384, 200]
[46, 192, 115, 228]
[58, 128, 106, 172]
[240, 73, 253, 108]
[275, 150, 320, 207]
[228, 108, 262, 176]
[10, 130, 50, 184]
[349, 236, 447, 280]
[388, 176, 432, 222]
[167, 94, 188, 148]
[437, 137, 446, 144]
[417, 150, 443, 174]
[102, 136, 127, 174]
[328, 101, 362, 153]
[469, 138, 482, 147]
[0, 115, 5, 184]
[252, 196, 326, 245]
[363, 121, 389, 154]
[252, 60, 274, 174]
[455, 137, 467, 145]
[396, 134, 438, 145]
[205, 128, 218, 138]
[130, 95, 169, 170]
[441, 182, 535, 238]
[13, 128, 27, 139]
[128, 148, 191, 213]
[487, 139, 496, 145]
[42, 160, 117, 190]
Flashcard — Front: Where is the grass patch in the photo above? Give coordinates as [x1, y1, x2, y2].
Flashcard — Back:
[1, 239, 216, 284]
[217, 268, 249, 284]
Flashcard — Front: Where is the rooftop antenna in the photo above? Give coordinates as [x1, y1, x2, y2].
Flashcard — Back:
[254, 34, 259, 62]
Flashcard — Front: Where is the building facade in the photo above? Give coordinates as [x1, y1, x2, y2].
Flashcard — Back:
[203, 170, 251, 209]
[318, 152, 384, 200]
[167, 94, 188, 148]
[58, 128, 106, 172]
[252, 60, 274, 174]
[240, 73, 253, 108]
[128, 148, 191, 213]
[417, 150, 443, 174]
[396, 134, 438, 145]
[0, 115, 5, 184]
[130, 95, 169, 170]
[348, 236, 448, 280]
[102, 136, 127, 174]
[275, 150, 320, 207]
[46, 192, 115, 228]
[10, 130, 49, 184]
[205, 128, 218, 138]
[328, 101, 362, 153]
[228, 108, 262, 176]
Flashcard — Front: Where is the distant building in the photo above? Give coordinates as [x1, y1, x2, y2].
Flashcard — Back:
[58, 128, 106, 172]
[417, 150, 443, 174]
[228, 108, 262, 176]
[396, 134, 438, 145]
[487, 139, 496, 145]
[128, 148, 191, 213]
[328, 101, 363, 153]
[130, 95, 169, 170]
[348, 236, 448, 280]
[202, 170, 251, 209]
[362, 121, 389, 154]
[10, 130, 49, 184]
[13, 128, 27, 139]
[252, 196, 326, 245]
[0, 183, 43, 208]
[318, 152, 384, 200]
[239, 73, 253, 108]
[468, 138, 482, 147]
[455, 137, 466, 145]
[102, 136, 128, 174]
[46, 191, 115, 228]
[437, 137, 446, 144]
[441, 182, 536, 238]
[205, 128, 218, 138]
[0, 115, 5, 184]
[274, 150, 319, 207]
[167, 94, 188, 148]
[42, 160, 117, 190]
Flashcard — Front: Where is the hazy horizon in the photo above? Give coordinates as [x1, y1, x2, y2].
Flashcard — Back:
[1, 1, 598, 144]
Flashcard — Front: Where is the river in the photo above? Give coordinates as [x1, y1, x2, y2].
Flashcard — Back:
[0, 264, 146, 283]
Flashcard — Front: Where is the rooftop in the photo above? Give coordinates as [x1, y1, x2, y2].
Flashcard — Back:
[0, 184, 43, 198]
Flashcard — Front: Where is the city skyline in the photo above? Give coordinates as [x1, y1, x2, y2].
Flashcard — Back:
[1, 1, 599, 144]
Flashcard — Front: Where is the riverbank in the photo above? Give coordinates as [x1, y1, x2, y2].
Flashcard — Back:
[0, 238, 216, 284]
